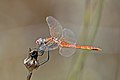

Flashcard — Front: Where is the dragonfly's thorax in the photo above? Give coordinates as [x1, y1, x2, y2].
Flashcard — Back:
[37, 37, 58, 52]
[37, 38, 47, 50]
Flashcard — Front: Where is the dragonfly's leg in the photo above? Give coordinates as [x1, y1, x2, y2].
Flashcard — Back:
[27, 71, 32, 80]
[37, 45, 46, 56]
[39, 51, 50, 66]
[38, 50, 45, 56]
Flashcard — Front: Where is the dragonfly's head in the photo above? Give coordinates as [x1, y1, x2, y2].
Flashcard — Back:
[36, 38, 43, 45]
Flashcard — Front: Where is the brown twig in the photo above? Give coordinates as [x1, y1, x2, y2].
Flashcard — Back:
[27, 71, 32, 80]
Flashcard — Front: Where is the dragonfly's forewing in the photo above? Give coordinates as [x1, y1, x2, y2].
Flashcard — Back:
[46, 16, 63, 40]
[59, 28, 77, 57]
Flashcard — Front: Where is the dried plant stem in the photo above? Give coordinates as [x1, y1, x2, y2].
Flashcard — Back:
[27, 71, 32, 80]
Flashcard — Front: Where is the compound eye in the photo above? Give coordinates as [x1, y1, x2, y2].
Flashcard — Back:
[36, 40, 40, 45]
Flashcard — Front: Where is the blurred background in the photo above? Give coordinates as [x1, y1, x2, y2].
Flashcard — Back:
[0, 0, 120, 80]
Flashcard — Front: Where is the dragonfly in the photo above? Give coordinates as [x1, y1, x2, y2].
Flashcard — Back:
[24, 16, 101, 80]
[36, 16, 101, 59]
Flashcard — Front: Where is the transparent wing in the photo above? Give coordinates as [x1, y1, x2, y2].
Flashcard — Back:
[59, 28, 77, 57]
[46, 16, 63, 40]
[47, 42, 59, 51]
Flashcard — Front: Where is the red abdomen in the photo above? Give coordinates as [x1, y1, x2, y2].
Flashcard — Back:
[60, 41, 101, 51]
